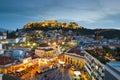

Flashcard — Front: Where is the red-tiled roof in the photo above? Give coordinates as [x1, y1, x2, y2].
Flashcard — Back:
[31, 55, 39, 59]
[109, 43, 120, 47]
[39, 43, 49, 47]
[23, 56, 31, 59]
[41, 48, 53, 51]
[0, 56, 13, 65]
[68, 48, 84, 56]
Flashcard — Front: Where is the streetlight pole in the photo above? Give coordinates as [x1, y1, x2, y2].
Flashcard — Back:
[58, 60, 65, 80]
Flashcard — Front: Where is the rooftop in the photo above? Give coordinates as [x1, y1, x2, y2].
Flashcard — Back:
[31, 55, 39, 59]
[2, 74, 21, 80]
[109, 43, 120, 47]
[105, 62, 120, 80]
[107, 62, 120, 73]
[68, 48, 84, 56]
[0, 56, 13, 65]
[40, 48, 53, 51]
[39, 43, 49, 47]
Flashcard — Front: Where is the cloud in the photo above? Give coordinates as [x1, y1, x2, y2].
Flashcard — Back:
[0, 0, 120, 29]
[33, 0, 120, 23]
[43, 10, 106, 23]
[0, 0, 120, 23]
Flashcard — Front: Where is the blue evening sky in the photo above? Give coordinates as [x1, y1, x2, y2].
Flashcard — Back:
[0, 0, 120, 30]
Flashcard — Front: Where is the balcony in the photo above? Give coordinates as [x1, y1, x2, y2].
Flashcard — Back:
[98, 68, 102, 74]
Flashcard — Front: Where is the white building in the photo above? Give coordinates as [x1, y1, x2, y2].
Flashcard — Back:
[6, 38, 19, 44]
[84, 51, 105, 80]
[6, 37, 26, 44]
[0, 44, 2, 50]
[0, 32, 7, 40]
[0, 35, 6, 40]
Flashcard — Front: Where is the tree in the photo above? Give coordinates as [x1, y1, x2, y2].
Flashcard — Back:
[16, 28, 19, 32]
[7, 31, 16, 38]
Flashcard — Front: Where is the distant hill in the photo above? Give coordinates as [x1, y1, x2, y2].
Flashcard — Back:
[22, 20, 120, 39]
[0, 28, 13, 32]
[78, 29, 120, 39]
[0, 28, 7, 32]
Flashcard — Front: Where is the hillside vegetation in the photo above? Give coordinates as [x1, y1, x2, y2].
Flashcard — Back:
[23, 20, 120, 39]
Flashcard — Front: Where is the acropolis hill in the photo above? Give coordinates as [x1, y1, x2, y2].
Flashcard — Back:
[23, 20, 82, 29]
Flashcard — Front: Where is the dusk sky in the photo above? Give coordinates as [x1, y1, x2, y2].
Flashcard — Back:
[0, 0, 120, 30]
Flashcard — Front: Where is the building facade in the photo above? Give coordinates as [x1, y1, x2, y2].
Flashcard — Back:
[84, 51, 105, 80]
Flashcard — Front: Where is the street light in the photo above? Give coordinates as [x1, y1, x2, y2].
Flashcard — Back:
[74, 71, 81, 76]
[58, 60, 65, 80]
[32, 43, 36, 46]
[74, 71, 81, 80]
[53, 42, 56, 45]
[48, 42, 51, 45]
[59, 60, 65, 65]
[62, 42, 65, 45]
[27, 43, 30, 46]
[59, 60, 65, 68]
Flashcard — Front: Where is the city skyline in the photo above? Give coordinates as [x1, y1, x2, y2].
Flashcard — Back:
[0, 0, 120, 30]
